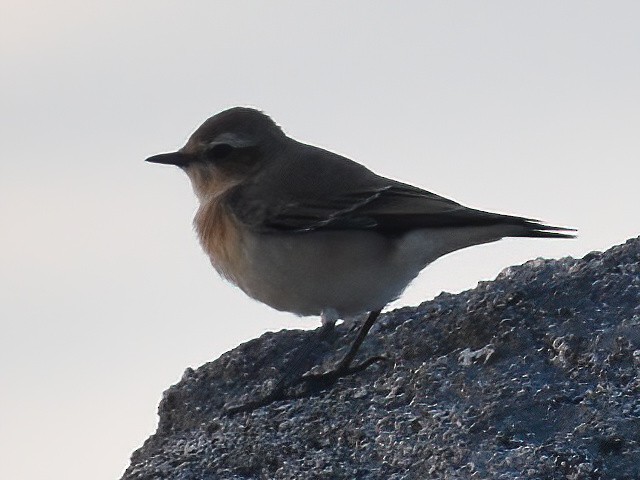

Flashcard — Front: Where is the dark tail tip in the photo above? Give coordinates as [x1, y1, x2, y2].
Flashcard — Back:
[515, 219, 577, 239]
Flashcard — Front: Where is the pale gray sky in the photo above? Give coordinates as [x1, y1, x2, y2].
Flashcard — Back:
[1, 2, 639, 479]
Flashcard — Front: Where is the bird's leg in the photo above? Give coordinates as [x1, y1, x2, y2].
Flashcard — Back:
[222, 310, 385, 416]
[222, 322, 337, 415]
[270, 321, 338, 391]
[295, 309, 386, 391]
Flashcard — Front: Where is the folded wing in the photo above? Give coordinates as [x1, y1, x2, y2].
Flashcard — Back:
[226, 143, 575, 239]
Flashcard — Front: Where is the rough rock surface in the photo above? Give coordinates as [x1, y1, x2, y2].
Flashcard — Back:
[122, 237, 640, 479]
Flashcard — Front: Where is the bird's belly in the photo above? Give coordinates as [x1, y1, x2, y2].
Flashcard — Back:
[233, 230, 426, 319]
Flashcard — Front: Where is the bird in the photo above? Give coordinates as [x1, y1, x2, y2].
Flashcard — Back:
[146, 106, 575, 412]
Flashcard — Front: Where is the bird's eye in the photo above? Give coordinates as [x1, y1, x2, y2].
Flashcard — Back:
[206, 143, 234, 160]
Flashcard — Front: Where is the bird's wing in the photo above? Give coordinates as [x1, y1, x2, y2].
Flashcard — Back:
[226, 143, 573, 238]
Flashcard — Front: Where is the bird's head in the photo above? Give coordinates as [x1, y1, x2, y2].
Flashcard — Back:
[146, 107, 285, 201]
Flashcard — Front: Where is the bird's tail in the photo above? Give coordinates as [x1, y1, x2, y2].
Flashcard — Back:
[506, 218, 577, 239]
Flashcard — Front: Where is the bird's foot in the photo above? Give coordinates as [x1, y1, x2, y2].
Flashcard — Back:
[221, 354, 388, 416]
[222, 310, 384, 416]
[297, 354, 388, 393]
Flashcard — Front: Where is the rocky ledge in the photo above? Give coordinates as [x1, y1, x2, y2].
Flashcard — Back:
[122, 237, 640, 479]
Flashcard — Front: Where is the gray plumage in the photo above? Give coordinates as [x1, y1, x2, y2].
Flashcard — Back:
[147, 106, 575, 321]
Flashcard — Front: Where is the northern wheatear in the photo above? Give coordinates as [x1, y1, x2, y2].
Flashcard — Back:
[146, 107, 574, 411]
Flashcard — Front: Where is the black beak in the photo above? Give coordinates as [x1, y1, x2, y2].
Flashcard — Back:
[145, 151, 194, 167]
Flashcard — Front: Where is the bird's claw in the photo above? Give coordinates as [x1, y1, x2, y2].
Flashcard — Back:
[221, 354, 388, 416]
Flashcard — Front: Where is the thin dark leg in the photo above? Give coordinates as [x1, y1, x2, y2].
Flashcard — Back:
[296, 309, 385, 390]
[223, 323, 335, 415]
[223, 310, 385, 415]
[336, 309, 382, 371]
[267, 322, 338, 393]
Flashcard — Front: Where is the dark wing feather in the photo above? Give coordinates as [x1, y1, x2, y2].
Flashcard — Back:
[226, 142, 575, 238]
[353, 184, 575, 237]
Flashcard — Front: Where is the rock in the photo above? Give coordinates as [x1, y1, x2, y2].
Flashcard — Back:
[122, 237, 640, 479]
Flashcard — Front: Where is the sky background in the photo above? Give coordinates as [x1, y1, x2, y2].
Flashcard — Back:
[1, 2, 639, 479]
